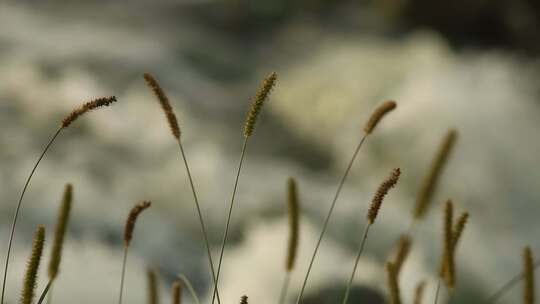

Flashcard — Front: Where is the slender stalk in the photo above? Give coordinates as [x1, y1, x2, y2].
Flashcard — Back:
[177, 141, 222, 304]
[177, 274, 201, 304]
[342, 223, 371, 304]
[211, 137, 249, 304]
[118, 247, 129, 304]
[278, 271, 292, 304]
[46, 284, 54, 304]
[37, 280, 53, 304]
[295, 135, 368, 304]
[487, 260, 540, 303]
[1, 127, 63, 304]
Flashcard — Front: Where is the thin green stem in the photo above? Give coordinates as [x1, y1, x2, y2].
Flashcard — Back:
[1, 127, 63, 304]
[177, 141, 222, 304]
[295, 134, 368, 304]
[177, 274, 201, 304]
[342, 223, 371, 304]
[278, 271, 292, 304]
[37, 280, 53, 304]
[211, 137, 249, 304]
[434, 279, 441, 304]
[118, 247, 129, 304]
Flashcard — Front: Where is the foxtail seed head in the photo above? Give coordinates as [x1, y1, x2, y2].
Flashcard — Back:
[147, 268, 159, 304]
[48, 183, 73, 280]
[393, 234, 411, 275]
[240, 295, 248, 304]
[243, 72, 277, 137]
[413, 129, 457, 220]
[171, 280, 182, 304]
[20, 225, 45, 304]
[286, 177, 299, 272]
[413, 281, 426, 304]
[364, 100, 397, 134]
[124, 201, 151, 247]
[61, 96, 117, 128]
[143, 73, 181, 139]
[367, 168, 401, 224]
[440, 200, 454, 288]
[524, 246, 534, 304]
[386, 262, 401, 304]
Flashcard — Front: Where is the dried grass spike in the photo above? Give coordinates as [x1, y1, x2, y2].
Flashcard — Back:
[524, 246, 534, 304]
[367, 168, 401, 224]
[363, 100, 397, 134]
[240, 295, 248, 304]
[386, 262, 401, 304]
[243, 72, 277, 137]
[393, 234, 411, 274]
[286, 177, 299, 271]
[124, 201, 151, 247]
[48, 183, 73, 280]
[61, 96, 117, 128]
[440, 200, 454, 288]
[413, 281, 426, 304]
[452, 212, 469, 248]
[171, 281, 182, 304]
[147, 268, 159, 304]
[143, 73, 181, 139]
[20, 225, 45, 304]
[413, 129, 458, 219]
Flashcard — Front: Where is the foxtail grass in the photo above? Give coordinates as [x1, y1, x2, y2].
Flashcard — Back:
[392, 234, 411, 275]
[119, 201, 151, 304]
[171, 280, 182, 304]
[386, 262, 401, 304]
[211, 72, 277, 304]
[414, 281, 426, 304]
[342, 168, 401, 304]
[1, 96, 116, 304]
[296, 101, 397, 304]
[278, 177, 300, 304]
[47, 184, 73, 304]
[523, 247, 534, 304]
[147, 268, 159, 304]
[413, 130, 457, 221]
[20, 225, 45, 304]
[143, 72, 223, 304]
[240, 295, 248, 304]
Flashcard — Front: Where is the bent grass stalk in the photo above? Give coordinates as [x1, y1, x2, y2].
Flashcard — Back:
[143, 73, 222, 304]
[176, 274, 200, 304]
[118, 201, 151, 304]
[211, 72, 277, 304]
[1, 96, 117, 304]
[342, 168, 401, 304]
[296, 101, 397, 304]
[278, 177, 300, 304]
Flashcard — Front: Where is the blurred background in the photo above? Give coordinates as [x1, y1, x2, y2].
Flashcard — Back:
[1, 1, 540, 303]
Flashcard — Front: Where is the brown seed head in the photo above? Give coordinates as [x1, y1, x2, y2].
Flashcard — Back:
[413, 129, 458, 219]
[439, 200, 454, 288]
[367, 168, 401, 224]
[143, 73, 181, 139]
[286, 177, 300, 272]
[124, 201, 151, 247]
[386, 262, 401, 304]
[363, 100, 397, 134]
[243, 72, 277, 137]
[61, 96, 117, 128]
[240, 295, 248, 304]
[20, 225, 45, 304]
[48, 183, 73, 280]
[393, 234, 411, 275]
[452, 212, 469, 248]
[524, 246, 534, 304]
[413, 281, 426, 304]
[171, 280, 182, 304]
